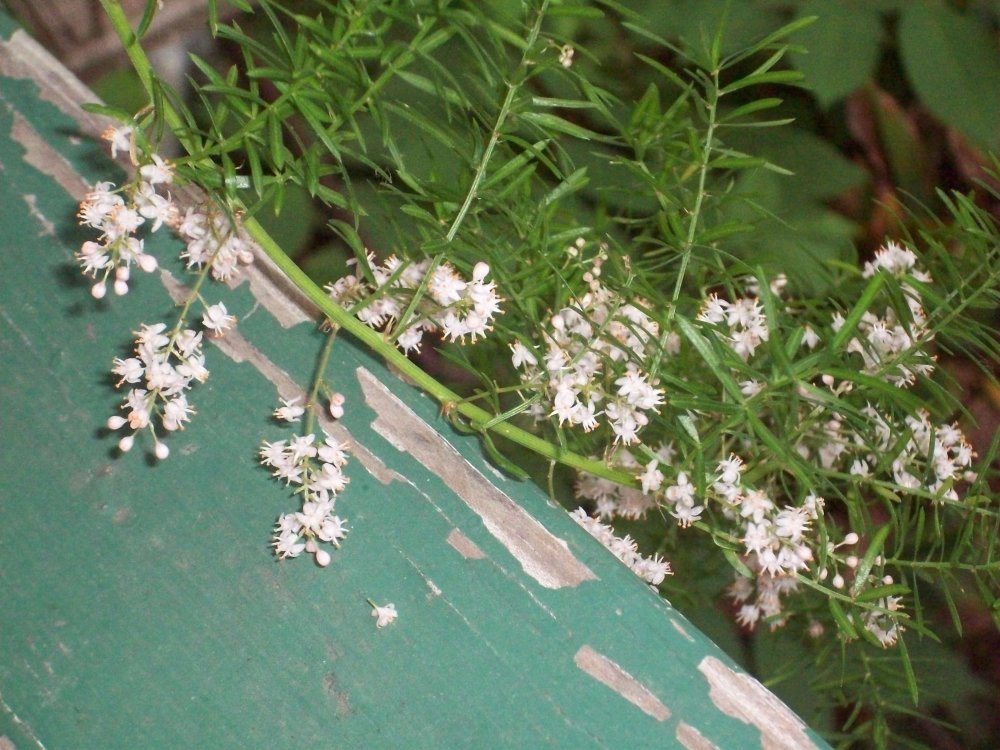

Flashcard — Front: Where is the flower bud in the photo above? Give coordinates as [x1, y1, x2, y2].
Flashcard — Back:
[113, 279, 129, 296]
[154, 441, 170, 460]
[315, 549, 331, 567]
[137, 253, 158, 273]
[472, 261, 490, 282]
[118, 435, 134, 453]
[107, 416, 127, 430]
[91, 282, 107, 299]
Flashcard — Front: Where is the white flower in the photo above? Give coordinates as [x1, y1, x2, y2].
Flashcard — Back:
[559, 44, 574, 68]
[112, 356, 144, 385]
[102, 124, 133, 159]
[132, 181, 175, 231]
[510, 341, 538, 368]
[396, 325, 424, 353]
[370, 601, 398, 629]
[139, 154, 173, 185]
[639, 460, 664, 494]
[319, 515, 349, 544]
[717, 454, 744, 485]
[698, 294, 728, 324]
[274, 396, 305, 423]
[428, 265, 466, 305]
[665, 472, 695, 505]
[802, 325, 820, 349]
[329, 392, 346, 420]
[202, 302, 236, 335]
[272, 517, 306, 559]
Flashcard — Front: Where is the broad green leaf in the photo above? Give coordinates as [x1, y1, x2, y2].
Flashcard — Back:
[899, 4, 1000, 150]
[791, 1, 883, 108]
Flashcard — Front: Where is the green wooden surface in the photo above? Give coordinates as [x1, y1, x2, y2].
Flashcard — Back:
[0, 14, 830, 749]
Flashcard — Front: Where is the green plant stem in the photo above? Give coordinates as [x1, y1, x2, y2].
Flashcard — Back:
[445, 0, 550, 242]
[98, 0, 635, 487]
[303, 324, 339, 437]
[671, 68, 719, 307]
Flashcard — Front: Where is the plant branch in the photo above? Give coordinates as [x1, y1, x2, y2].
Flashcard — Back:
[98, 0, 635, 487]
[445, 0, 550, 242]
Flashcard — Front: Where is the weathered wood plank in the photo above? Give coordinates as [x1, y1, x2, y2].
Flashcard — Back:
[0, 14, 830, 749]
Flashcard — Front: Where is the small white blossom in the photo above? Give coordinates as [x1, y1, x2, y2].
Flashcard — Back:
[558, 44, 574, 67]
[370, 601, 398, 629]
[202, 303, 236, 335]
[273, 397, 305, 423]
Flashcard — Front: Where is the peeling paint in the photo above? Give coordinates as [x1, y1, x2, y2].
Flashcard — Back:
[357, 366, 596, 589]
[446, 528, 486, 559]
[10, 114, 89, 199]
[0, 30, 109, 139]
[1, 23, 314, 335]
[0, 690, 45, 750]
[573, 645, 670, 722]
[698, 656, 818, 750]
[229, 251, 313, 328]
[676, 721, 719, 750]
[322, 671, 351, 717]
[21, 194, 54, 236]
[671, 618, 694, 642]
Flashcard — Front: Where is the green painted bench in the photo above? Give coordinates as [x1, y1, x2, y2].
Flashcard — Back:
[0, 13, 829, 749]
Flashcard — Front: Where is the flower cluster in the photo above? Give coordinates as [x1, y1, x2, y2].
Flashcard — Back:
[570, 507, 671, 586]
[77, 125, 257, 297]
[79, 126, 251, 457]
[728, 570, 801, 632]
[326, 254, 502, 352]
[260, 429, 351, 567]
[793, 380, 976, 503]
[511, 260, 668, 444]
[697, 291, 771, 361]
[575, 444, 675, 520]
[836, 240, 936, 387]
[861, 594, 905, 647]
[175, 204, 257, 282]
[76, 130, 171, 298]
[565, 245, 976, 640]
[106, 321, 207, 459]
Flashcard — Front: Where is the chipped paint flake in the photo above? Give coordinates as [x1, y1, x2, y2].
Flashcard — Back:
[0, 690, 45, 750]
[21, 194, 54, 236]
[671, 618, 694, 642]
[358, 366, 596, 589]
[10, 114, 89, 199]
[574, 645, 670, 722]
[698, 656, 819, 750]
[446, 528, 486, 560]
[676, 721, 719, 750]
[0, 30, 109, 138]
[228, 250, 313, 328]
